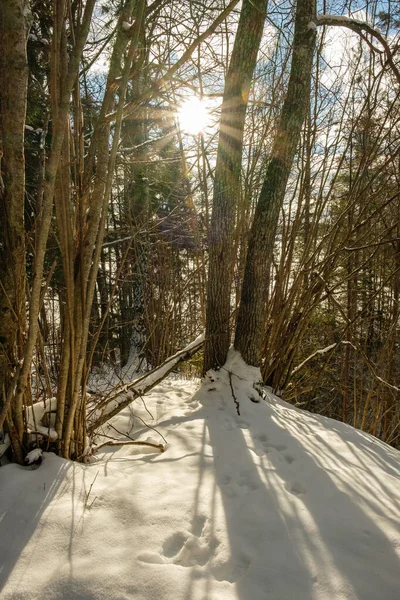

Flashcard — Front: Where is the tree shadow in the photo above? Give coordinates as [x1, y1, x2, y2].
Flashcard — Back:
[185, 384, 400, 599]
[0, 454, 70, 593]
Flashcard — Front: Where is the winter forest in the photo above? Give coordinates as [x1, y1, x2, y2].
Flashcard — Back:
[0, 0, 400, 597]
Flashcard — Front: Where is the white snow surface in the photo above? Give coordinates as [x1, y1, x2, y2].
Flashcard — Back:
[1, 349, 399, 600]
[25, 448, 43, 464]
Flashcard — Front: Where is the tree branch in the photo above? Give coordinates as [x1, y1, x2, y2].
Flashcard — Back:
[314, 15, 400, 85]
[105, 0, 240, 121]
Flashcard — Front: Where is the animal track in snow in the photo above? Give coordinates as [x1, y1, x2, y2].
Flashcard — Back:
[192, 514, 206, 537]
[162, 532, 187, 558]
[138, 515, 219, 568]
[221, 417, 237, 431]
[217, 474, 232, 487]
[219, 470, 260, 498]
[283, 453, 295, 464]
[211, 554, 251, 583]
[237, 470, 259, 493]
[274, 444, 287, 452]
[249, 446, 265, 457]
[254, 433, 288, 456]
[285, 481, 306, 496]
[221, 417, 250, 431]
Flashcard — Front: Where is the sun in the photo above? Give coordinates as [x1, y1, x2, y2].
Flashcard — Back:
[177, 96, 210, 135]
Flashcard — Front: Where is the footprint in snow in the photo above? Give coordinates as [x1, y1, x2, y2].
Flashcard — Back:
[255, 432, 288, 455]
[285, 481, 306, 496]
[237, 471, 259, 493]
[138, 515, 219, 568]
[211, 554, 251, 583]
[221, 417, 250, 431]
[162, 532, 188, 558]
[192, 514, 207, 537]
[217, 474, 232, 487]
[283, 453, 295, 464]
[221, 417, 237, 431]
[249, 446, 265, 457]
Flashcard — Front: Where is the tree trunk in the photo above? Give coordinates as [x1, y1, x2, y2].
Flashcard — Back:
[0, 0, 31, 457]
[203, 0, 268, 372]
[235, 0, 316, 367]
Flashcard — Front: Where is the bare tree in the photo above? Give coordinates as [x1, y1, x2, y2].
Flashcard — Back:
[203, 0, 268, 372]
[234, 0, 317, 366]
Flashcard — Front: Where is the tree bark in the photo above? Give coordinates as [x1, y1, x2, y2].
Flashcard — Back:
[0, 0, 31, 451]
[10, 0, 96, 440]
[235, 0, 316, 367]
[204, 0, 268, 372]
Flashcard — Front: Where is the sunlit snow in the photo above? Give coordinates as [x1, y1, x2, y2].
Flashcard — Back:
[0, 350, 399, 599]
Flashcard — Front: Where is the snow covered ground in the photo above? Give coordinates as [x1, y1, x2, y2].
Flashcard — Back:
[1, 350, 399, 600]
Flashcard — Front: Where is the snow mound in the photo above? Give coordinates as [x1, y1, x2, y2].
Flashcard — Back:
[0, 370, 399, 600]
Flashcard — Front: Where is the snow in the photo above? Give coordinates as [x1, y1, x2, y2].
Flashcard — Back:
[89, 333, 204, 427]
[0, 349, 399, 599]
[292, 342, 337, 374]
[26, 396, 58, 440]
[316, 15, 373, 29]
[25, 448, 43, 464]
[122, 20, 135, 31]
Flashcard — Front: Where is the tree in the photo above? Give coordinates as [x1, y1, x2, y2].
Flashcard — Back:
[203, 0, 268, 372]
[234, 0, 317, 366]
[0, 0, 32, 462]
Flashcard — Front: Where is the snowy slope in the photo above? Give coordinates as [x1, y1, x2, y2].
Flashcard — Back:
[0, 350, 399, 600]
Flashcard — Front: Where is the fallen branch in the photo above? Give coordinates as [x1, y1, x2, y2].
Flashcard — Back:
[87, 333, 205, 434]
[109, 420, 167, 445]
[93, 440, 165, 453]
[228, 371, 240, 416]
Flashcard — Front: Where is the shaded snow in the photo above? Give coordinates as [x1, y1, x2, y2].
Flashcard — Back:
[26, 396, 58, 440]
[0, 350, 399, 599]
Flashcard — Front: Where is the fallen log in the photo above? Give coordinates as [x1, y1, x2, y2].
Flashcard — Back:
[87, 333, 205, 434]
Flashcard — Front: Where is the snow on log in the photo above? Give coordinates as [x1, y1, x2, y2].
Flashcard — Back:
[87, 333, 205, 434]
[292, 343, 337, 375]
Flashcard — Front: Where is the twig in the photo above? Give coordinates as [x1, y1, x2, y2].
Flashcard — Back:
[94, 440, 165, 452]
[228, 371, 240, 416]
[109, 420, 167, 445]
[85, 471, 99, 508]
[139, 395, 154, 420]
[221, 366, 246, 381]
[132, 415, 167, 445]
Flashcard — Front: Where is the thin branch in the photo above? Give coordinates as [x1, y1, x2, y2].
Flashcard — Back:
[228, 371, 240, 416]
[93, 440, 165, 452]
[315, 15, 400, 85]
[105, 0, 240, 121]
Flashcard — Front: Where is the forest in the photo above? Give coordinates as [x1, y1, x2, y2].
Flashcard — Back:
[0, 0, 400, 465]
